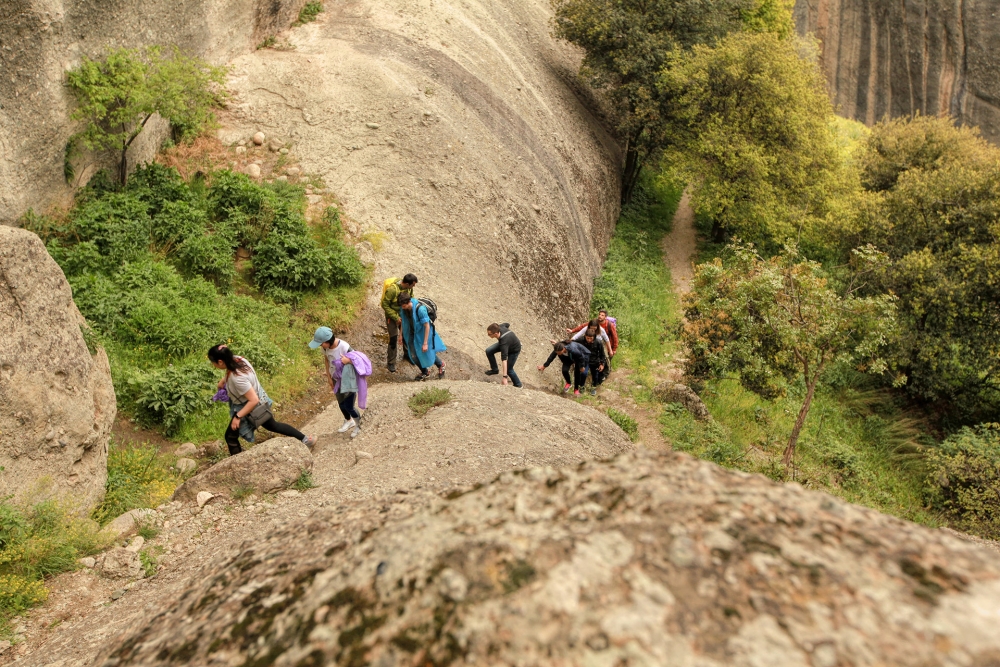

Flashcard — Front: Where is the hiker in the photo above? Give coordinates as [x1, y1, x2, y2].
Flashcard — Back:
[309, 327, 370, 438]
[399, 293, 447, 381]
[485, 322, 522, 387]
[380, 273, 418, 372]
[579, 326, 608, 396]
[208, 344, 315, 456]
[537, 340, 590, 396]
[571, 318, 612, 359]
[568, 309, 618, 357]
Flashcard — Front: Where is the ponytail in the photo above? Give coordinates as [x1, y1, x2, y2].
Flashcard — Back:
[208, 344, 251, 374]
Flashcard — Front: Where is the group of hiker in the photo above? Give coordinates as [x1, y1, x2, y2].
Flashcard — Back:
[208, 272, 619, 455]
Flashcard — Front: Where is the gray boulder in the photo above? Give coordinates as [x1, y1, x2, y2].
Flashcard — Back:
[96, 450, 1000, 666]
[0, 226, 116, 509]
[653, 380, 710, 420]
[171, 437, 312, 502]
[99, 547, 143, 580]
[102, 508, 157, 540]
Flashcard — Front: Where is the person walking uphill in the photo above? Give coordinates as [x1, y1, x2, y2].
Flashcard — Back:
[208, 344, 315, 455]
[485, 323, 522, 387]
[309, 327, 371, 439]
[380, 274, 418, 372]
[538, 340, 590, 396]
[399, 293, 446, 381]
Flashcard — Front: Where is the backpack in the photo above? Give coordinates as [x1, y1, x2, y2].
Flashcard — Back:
[416, 297, 438, 323]
[381, 276, 400, 301]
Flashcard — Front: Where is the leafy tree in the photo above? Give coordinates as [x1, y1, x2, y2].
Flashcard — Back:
[551, 0, 778, 202]
[841, 116, 1000, 422]
[925, 424, 1000, 539]
[683, 243, 897, 466]
[659, 31, 840, 247]
[67, 47, 227, 186]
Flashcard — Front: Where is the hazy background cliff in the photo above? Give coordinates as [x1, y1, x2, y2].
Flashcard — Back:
[794, 0, 1000, 143]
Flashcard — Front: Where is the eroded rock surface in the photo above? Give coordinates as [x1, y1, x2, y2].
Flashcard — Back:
[0, 226, 115, 508]
[97, 450, 1000, 666]
[795, 0, 1000, 143]
[171, 437, 312, 502]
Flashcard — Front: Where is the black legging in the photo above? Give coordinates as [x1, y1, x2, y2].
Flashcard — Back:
[225, 418, 305, 456]
[560, 360, 588, 391]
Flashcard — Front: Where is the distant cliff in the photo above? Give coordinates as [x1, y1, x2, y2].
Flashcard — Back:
[794, 0, 1000, 143]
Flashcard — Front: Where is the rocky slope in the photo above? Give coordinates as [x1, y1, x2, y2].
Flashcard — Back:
[0, 226, 115, 508]
[794, 0, 1000, 143]
[219, 0, 620, 360]
[49, 449, 1000, 666]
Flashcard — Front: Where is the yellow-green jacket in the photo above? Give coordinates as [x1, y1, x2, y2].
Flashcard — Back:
[380, 280, 414, 322]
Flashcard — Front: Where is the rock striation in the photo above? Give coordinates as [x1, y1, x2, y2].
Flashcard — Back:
[97, 450, 1000, 666]
[794, 0, 1000, 143]
[0, 226, 115, 509]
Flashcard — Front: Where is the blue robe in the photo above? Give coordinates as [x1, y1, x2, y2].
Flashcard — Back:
[400, 297, 446, 369]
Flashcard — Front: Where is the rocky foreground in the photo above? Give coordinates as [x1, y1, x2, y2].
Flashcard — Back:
[86, 450, 1000, 666]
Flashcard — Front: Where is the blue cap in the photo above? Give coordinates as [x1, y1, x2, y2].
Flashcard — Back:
[309, 326, 333, 349]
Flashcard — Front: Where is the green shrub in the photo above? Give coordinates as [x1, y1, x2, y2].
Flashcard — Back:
[174, 228, 237, 288]
[296, 1, 323, 25]
[71, 192, 152, 268]
[607, 408, 639, 441]
[0, 575, 48, 617]
[292, 471, 317, 491]
[926, 424, 1000, 539]
[131, 363, 215, 435]
[94, 442, 180, 525]
[409, 388, 452, 416]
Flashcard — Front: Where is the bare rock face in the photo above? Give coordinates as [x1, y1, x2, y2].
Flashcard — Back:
[795, 0, 1000, 144]
[98, 450, 1000, 666]
[0, 226, 116, 509]
[171, 437, 312, 502]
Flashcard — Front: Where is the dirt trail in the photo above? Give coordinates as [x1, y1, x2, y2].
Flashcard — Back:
[662, 189, 696, 295]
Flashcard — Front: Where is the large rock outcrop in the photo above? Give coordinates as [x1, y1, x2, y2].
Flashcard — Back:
[95, 450, 1000, 666]
[0, 0, 310, 224]
[794, 0, 1000, 143]
[0, 226, 115, 508]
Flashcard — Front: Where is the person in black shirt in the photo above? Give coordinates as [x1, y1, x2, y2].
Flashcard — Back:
[580, 326, 607, 396]
[538, 340, 590, 396]
[485, 323, 523, 387]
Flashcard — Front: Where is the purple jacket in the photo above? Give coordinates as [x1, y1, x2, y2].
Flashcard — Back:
[332, 350, 372, 409]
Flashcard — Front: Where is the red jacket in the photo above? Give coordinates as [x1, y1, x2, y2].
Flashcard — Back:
[569, 319, 618, 353]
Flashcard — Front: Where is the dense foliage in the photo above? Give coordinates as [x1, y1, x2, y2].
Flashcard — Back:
[684, 244, 897, 465]
[26, 164, 363, 435]
[925, 424, 1000, 539]
[67, 47, 227, 185]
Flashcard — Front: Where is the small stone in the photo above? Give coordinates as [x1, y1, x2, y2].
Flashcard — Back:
[279, 489, 300, 498]
[202, 441, 222, 458]
[279, 147, 289, 155]
[235, 145, 247, 155]
[111, 589, 126, 600]
[238, 139, 247, 147]
[286, 167, 301, 177]
[366, 122, 380, 129]
[307, 194, 323, 205]
[78, 556, 96, 568]
[269, 140, 283, 152]
[355, 451, 373, 464]
[100, 547, 143, 580]
[422, 110, 432, 117]
[532, 205, 541, 213]
[247, 164, 262, 179]
[176, 458, 197, 474]
[253, 132, 265, 145]
[196, 491, 215, 508]
[438, 568, 468, 602]
[125, 536, 144, 553]
[176, 442, 198, 457]
[276, 175, 288, 182]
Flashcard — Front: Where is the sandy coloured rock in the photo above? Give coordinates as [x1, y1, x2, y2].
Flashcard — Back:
[653, 380, 710, 420]
[99, 547, 143, 581]
[172, 437, 313, 502]
[93, 450, 1000, 666]
[175, 442, 198, 457]
[246, 163, 261, 179]
[0, 227, 116, 510]
[102, 508, 157, 540]
[175, 457, 197, 474]
[252, 131, 265, 145]
[196, 491, 215, 507]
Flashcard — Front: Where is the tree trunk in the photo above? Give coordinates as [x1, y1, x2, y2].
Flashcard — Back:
[782, 375, 819, 468]
[621, 145, 642, 205]
[119, 146, 128, 187]
[711, 219, 725, 243]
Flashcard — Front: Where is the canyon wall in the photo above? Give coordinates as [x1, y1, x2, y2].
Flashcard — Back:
[794, 0, 1000, 143]
[0, 0, 308, 224]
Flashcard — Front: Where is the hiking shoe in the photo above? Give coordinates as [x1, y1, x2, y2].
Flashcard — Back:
[302, 435, 317, 449]
[438, 366, 446, 379]
[563, 383, 572, 393]
[415, 373, 429, 381]
[350, 426, 360, 439]
[484, 370, 499, 376]
[574, 390, 581, 397]
[337, 419, 356, 433]
[590, 388, 597, 396]
[388, 363, 396, 373]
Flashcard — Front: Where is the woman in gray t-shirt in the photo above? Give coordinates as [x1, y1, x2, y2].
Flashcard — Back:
[208, 344, 315, 455]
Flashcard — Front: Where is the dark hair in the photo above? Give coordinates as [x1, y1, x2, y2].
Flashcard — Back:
[487, 323, 501, 335]
[402, 273, 418, 285]
[553, 342, 566, 353]
[598, 309, 608, 316]
[589, 318, 601, 329]
[585, 326, 598, 338]
[208, 344, 250, 374]
[397, 292, 412, 307]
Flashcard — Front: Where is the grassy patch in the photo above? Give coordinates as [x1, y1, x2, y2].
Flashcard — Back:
[93, 441, 180, 525]
[292, 470, 317, 492]
[0, 499, 110, 634]
[231, 484, 256, 501]
[607, 408, 639, 441]
[409, 388, 452, 417]
[295, 1, 323, 25]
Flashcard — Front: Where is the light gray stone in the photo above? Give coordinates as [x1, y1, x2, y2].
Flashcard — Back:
[176, 442, 198, 457]
[653, 381, 710, 420]
[103, 508, 156, 540]
[252, 131, 265, 146]
[176, 458, 197, 474]
[172, 438, 312, 502]
[78, 556, 96, 568]
[196, 491, 215, 507]
[246, 164, 262, 179]
[100, 547, 143, 580]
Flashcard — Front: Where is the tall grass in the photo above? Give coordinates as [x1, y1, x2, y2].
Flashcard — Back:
[93, 441, 181, 525]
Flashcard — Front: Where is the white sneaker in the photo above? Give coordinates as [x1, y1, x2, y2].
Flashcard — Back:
[350, 426, 361, 439]
[338, 419, 356, 433]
